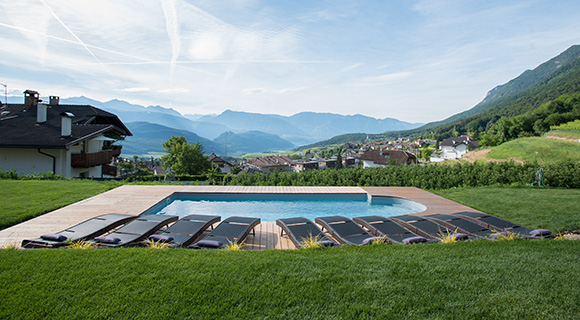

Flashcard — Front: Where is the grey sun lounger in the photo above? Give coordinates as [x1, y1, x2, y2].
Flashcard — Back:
[143, 214, 221, 247]
[453, 211, 552, 238]
[91, 214, 178, 247]
[353, 215, 427, 244]
[315, 216, 376, 246]
[189, 216, 261, 249]
[277, 217, 339, 248]
[424, 214, 495, 238]
[21, 213, 136, 248]
[391, 215, 473, 241]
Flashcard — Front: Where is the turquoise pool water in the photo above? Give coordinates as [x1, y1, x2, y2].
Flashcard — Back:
[141, 193, 426, 221]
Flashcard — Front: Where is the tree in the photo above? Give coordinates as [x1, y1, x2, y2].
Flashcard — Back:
[160, 136, 211, 175]
[420, 148, 433, 161]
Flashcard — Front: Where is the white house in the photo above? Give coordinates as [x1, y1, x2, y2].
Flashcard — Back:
[208, 153, 234, 174]
[440, 136, 479, 160]
[0, 90, 131, 178]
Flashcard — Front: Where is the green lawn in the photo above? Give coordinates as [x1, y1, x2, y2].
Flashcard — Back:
[1, 182, 580, 319]
[433, 187, 580, 232]
[0, 180, 119, 230]
[485, 137, 580, 164]
[1, 240, 579, 319]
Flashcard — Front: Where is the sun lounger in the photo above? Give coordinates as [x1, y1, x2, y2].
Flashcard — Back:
[315, 216, 378, 246]
[277, 217, 339, 248]
[91, 214, 178, 247]
[424, 214, 495, 238]
[21, 213, 136, 248]
[353, 215, 427, 244]
[189, 216, 261, 249]
[143, 214, 221, 247]
[391, 215, 472, 241]
[453, 211, 552, 238]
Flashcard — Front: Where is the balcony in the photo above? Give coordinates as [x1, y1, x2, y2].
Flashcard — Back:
[71, 150, 114, 168]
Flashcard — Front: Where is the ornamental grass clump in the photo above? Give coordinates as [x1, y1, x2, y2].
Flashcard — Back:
[67, 240, 96, 250]
[437, 229, 461, 244]
[491, 230, 522, 241]
[299, 234, 323, 249]
[0, 241, 21, 250]
[225, 240, 244, 251]
[368, 236, 388, 245]
[145, 239, 170, 249]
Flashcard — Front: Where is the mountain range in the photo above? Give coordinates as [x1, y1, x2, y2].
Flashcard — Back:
[57, 96, 422, 156]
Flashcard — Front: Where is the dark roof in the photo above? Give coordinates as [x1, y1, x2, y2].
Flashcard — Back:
[0, 103, 132, 149]
[208, 153, 233, 166]
[440, 136, 479, 148]
[247, 156, 296, 167]
[359, 149, 417, 165]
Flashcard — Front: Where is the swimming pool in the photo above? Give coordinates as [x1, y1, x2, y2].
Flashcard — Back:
[141, 193, 426, 221]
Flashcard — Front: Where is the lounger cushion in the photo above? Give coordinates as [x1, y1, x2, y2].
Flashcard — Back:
[455, 233, 469, 241]
[196, 240, 223, 248]
[40, 233, 68, 242]
[148, 234, 174, 242]
[318, 240, 336, 247]
[94, 236, 121, 244]
[362, 237, 386, 245]
[529, 229, 551, 237]
[403, 236, 427, 244]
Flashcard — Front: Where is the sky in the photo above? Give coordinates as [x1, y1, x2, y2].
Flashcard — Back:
[1, 0, 580, 123]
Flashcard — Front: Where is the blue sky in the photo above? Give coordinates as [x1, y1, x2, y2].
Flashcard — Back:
[1, 0, 579, 122]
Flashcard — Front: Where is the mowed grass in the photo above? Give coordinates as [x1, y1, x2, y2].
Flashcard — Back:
[1, 241, 580, 319]
[485, 136, 580, 164]
[1, 182, 580, 319]
[0, 180, 119, 230]
[433, 187, 580, 232]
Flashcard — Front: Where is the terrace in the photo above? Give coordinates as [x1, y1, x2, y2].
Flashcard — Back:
[0, 186, 480, 249]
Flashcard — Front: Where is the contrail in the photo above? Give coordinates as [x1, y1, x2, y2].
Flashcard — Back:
[0, 22, 153, 63]
[39, 0, 112, 75]
[161, 0, 180, 83]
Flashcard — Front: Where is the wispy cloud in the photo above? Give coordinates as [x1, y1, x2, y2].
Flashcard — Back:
[115, 87, 150, 93]
[353, 72, 414, 87]
[242, 87, 306, 95]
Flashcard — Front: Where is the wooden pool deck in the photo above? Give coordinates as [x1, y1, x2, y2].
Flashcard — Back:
[0, 185, 481, 249]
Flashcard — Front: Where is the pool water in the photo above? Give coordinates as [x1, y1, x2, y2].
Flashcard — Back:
[141, 193, 426, 222]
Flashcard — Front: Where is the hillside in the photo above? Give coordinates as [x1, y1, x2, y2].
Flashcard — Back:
[420, 44, 580, 131]
[122, 122, 222, 156]
[121, 122, 295, 157]
[305, 45, 580, 148]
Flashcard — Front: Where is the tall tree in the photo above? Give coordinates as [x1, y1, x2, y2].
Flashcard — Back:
[160, 136, 211, 175]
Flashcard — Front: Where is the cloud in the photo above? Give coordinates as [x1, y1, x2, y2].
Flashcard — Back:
[338, 63, 363, 73]
[115, 87, 150, 93]
[158, 88, 190, 94]
[353, 72, 414, 87]
[242, 87, 306, 95]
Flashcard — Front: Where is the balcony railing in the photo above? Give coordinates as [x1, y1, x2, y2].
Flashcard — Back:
[71, 150, 114, 168]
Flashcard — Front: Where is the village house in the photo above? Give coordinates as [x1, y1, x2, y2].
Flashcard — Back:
[293, 160, 319, 172]
[359, 149, 418, 168]
[440, 136, 479, 160]
[245, 156, 296, 172]
[0, 90, 131, 178]
[208, 152, 234, 174]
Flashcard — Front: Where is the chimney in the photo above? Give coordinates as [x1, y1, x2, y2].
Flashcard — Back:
[49, 96, 60, 105]
[60, 112, 74, 137]
[23, 89, 41, 108]
[37, 104, 48, 123]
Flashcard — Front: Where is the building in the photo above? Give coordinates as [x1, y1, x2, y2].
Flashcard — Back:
[246, 156, 296, 172]
[0, 90, 131, 178]
[293, 160, 319, 172]
[208, 153, 234, 174]
[440, 136, 479, 160]
[359, 149, 417, 168]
